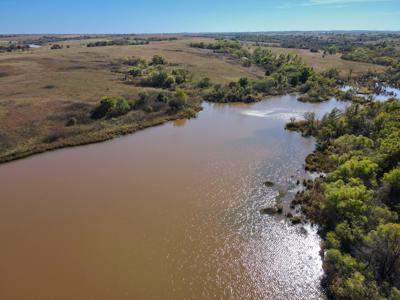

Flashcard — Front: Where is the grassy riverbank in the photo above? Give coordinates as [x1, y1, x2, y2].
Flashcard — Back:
[0, 36, 262, 163]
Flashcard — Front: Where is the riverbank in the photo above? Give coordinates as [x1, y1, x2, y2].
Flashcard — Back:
[0, 107, 201, 164]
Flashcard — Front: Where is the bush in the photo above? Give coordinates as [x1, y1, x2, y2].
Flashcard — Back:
[172, 69, 191, 84]
[134, 93, 149, 109]
[329, 157, 378, 186]
[66, 117, 77, 127]
[151, 55, 166, 65]
[181, 108, 197, 119]
[128, 67, 143, 77]
[50, 44, 63, 50]
[205, 78, 257, 103]
[124, 56, 147, 67]
[91, 96, 130, 119]
[168, 89, 187, 111]
[165, 75, 176, 88]
[157, 93, 170, 103]
[197, 77, 211, 88]
[253, 77, 276, 93]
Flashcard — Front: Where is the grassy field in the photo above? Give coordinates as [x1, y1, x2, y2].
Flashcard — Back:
[0, 37, 264, 163]
[0, 36, 387, 163]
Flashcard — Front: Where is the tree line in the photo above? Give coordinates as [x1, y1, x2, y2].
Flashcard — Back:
[287, 99, 400, 299]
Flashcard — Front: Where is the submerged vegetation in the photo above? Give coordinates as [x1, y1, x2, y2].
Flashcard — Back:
[288, 99, 400, 299]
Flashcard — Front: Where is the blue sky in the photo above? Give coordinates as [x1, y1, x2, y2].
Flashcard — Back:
[0, 0, 399, 33]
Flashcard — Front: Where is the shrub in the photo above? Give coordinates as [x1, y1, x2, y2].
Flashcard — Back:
[124, 56, 147, 67]
[151, 55, 166, 65]
[128, 67, 143, 77]
[50, 44, 63, 50]
[142, 70, 169, 88]
[157, 93, 170, 103]
[134, 93, 149, 109]
[181, 108, 197, 119]
[168, 89, 187, 111]
[329, 157, 378, 186]
[172, 69, 191, 84]
[66, 117, 77, 127]
[91, 96, 130, 119]
[197, 77, 211, 88]
[164, 75, 176, 88]
[205, 78, 257, 103]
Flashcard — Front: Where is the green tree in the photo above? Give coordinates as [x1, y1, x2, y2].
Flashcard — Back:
[382, 167, 400, 210]
[364, 224, 400, 285]
[323, 179, 372, 230]
[329, 157, 378, 186]
[333, 135, 374, 155]
[91, 96, 130, 119]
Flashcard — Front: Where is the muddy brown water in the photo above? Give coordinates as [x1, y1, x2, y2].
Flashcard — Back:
[0, 95, 349, 300]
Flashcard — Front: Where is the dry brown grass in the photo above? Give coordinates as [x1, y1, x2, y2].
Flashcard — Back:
[0, 37, 264, 163]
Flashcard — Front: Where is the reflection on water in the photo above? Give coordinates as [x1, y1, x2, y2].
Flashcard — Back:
[173, 118, 188, 127]
[341, 84, 400, 102]
[0, 95, 349, 300]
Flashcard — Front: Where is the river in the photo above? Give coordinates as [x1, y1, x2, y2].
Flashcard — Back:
[0, 95, 349, 300]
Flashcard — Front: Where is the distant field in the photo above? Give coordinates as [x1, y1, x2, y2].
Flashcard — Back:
[0, 37, 263, 132]
[263, 46, 385, 76]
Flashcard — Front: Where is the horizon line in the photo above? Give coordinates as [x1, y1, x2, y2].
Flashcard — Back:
[2, 29, 400, 36]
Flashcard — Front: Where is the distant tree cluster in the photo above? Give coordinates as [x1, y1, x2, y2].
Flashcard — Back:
[204, 46, 340, 103]
[123, 55, 192, 89]
[90, 88, 190, 121]
[342, 42, 400, 67]
[205, 77, 257, 103]
[190, 40, 251, 61]
[87, 39, 149, 47]
[87, 37, 178, 48]
[191, 33, 400, 71]
[0, 43, 30, 53]
[50, 44, 63, 50]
